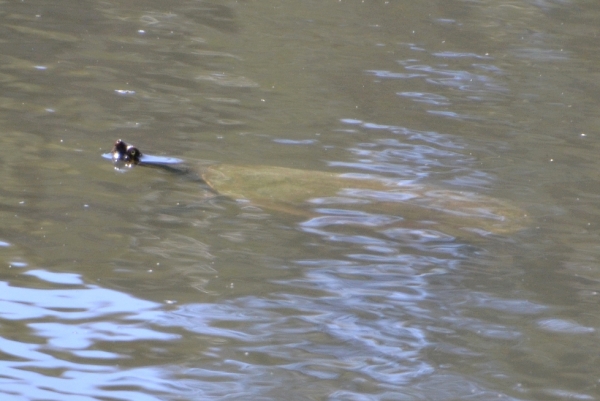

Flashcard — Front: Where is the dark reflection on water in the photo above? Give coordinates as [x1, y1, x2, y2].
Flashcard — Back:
[0, 0, 600, 400]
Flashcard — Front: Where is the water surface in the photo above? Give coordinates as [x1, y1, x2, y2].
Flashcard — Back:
[0, 1, 599, 400]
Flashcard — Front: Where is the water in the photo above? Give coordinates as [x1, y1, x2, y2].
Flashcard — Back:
[0, 0, 599, 400]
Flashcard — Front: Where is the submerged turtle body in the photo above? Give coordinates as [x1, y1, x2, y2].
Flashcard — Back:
[200, 164, 529, 236]
[109, 140, 530, 238]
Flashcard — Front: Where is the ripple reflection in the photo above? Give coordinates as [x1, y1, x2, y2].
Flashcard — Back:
[0, 269, 183, 400]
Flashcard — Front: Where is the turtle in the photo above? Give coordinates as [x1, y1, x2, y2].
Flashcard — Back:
[108, 140, 530, 239]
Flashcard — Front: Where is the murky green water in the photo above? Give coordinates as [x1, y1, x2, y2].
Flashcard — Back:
[1, 1, 599, 400]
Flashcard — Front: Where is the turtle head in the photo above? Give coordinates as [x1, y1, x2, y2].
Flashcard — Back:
[112, 139, 142, 165]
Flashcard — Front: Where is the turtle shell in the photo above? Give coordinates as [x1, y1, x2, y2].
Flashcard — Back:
[201, 164, 529, 237]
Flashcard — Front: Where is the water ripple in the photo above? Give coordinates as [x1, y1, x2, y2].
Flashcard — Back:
[0, 270, 186, 400]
